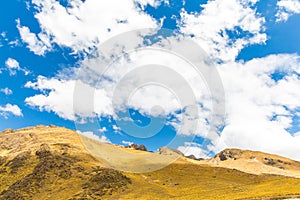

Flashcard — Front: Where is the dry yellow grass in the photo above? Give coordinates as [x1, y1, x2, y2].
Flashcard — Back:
[197, 148, 300, 178]
[1, 125, 300, 200]
[121, 164, 300, 200]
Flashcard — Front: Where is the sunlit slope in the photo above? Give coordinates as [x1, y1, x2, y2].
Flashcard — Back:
[122, 164, 300, 200]
[79, 135, 183, 173]
[196, 148, 300, 178]
[1, 125, 300, 200]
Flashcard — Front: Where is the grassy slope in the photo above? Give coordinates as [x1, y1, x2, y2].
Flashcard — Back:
[122, 164, 300, 200]
[1, 126, 300, 200]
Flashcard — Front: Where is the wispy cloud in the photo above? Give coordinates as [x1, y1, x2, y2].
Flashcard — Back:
[276, 0, 300, 22]
[0, 88, 13, 95]
[77, 130, 110, 143]
[121, 140, 133, 146]
[16, 19, 51, 56]
[0, 104, 23, 118]
[178, 0, 266, 62]
[5, 58, 30, 76]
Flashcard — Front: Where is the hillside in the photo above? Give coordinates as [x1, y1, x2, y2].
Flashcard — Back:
[200, 148, 300, 178]
[1, 125, 300, 199]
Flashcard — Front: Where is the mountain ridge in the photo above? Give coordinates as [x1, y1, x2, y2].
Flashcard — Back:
[1, 125, 300, 199]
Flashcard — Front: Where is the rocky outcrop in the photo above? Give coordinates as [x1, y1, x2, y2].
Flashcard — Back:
[5, 151, 31, 174]
[126, 144, 147, 151]
[1, 128, 14, 134]
[214, 149, 243, 161]
[48, 124, 56, 128]
[79, 167, 132, 198]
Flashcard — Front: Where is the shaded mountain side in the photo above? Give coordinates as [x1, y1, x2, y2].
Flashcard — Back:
[1, 125, 300, 200]
[0, 143, 131, 200]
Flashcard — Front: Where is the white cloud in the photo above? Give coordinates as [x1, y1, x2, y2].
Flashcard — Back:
[25, 57, 300, 160]
[77, 130, 111, 143]
[135, 0, 165, 8]
[1, 32, 7, 38]
[294, 132, 300, 137]
[5, 58, 30, 76]
[178, 142, 210, 158]
[16, 19, 52, 56]
[21, 0, 300, 161]
[8, 39, 21, 47]
[276, 0, 300, 22]
[22, 0, 159, 55]
[24, 75, 113, 121]
[212, 54, 300, 160]
[0, 87, 13, 95]
[5, 58, 19, 69]
[0, 32, 7, 47]
[112, 125, 121, 132]
[27, 35, 223, 144]
[98, 126, 107, 133]
[0, 104, 23, 118]
[121, 140, 134, 146]
[178, 0, 266, 62]
[25, 77, 76, 120]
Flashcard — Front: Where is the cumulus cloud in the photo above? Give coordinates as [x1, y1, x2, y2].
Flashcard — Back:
[212, 54, 300, 160]
[178, 0, 266, 62]
[178, 142, 210, 158]
[0, 88, 13, 95]
[23, 38, 300, 160]
[77, 130, 111, 143]
[22, 0, 300, 161]
[276, 0, 300, 22]
[24, 75, 113, 121]
[121, 140, 134, 146]
[20, 0, 159, 55]
[25, 76, 77, 120]
[5, 58, 30, 76]
[16, 19, 52, 56]
[24, 35, 218, 141]
[0, 104, 23, 118]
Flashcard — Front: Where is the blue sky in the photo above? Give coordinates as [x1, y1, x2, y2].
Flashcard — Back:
[0, 0, 300, 159]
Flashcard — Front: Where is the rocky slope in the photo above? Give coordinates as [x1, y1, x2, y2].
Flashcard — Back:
[198, 148, 300, 178]
[0, 125, 131, 200]
[1, 125, 300, 200]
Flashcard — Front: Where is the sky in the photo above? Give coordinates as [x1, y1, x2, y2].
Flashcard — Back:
[0, 0, 300, 160]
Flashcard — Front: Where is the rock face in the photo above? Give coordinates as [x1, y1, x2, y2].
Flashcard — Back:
[214, 149, 242, 161]
[82, 167, 132, 198]
[263, 157, 291, 169]
[48, 124, 56, 128]
[127, 144, 147, 151]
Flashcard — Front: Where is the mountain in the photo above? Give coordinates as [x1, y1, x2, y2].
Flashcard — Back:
[1, 125, 300, 200]
[200, 148, 300, 178]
